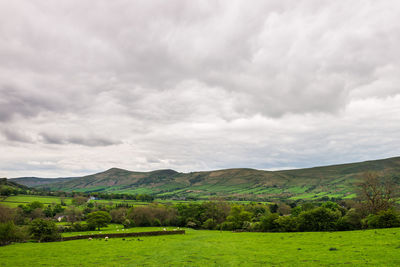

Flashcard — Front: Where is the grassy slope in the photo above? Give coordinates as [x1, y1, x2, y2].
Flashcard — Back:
[1, 228, 400, 266]
[0, 195, 73, 207]
[11, 156, 400, 200]
[9, 177, 74, 187]
[0, 178, 30, 192]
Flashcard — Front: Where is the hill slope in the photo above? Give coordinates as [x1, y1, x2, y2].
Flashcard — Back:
[0, 178, 31, 195]
[11, 157, 400, 200]
[10, 177, 75, 187]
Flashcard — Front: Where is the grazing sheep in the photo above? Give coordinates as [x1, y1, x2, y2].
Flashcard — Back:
[105, 236, 109, 241]
[88, 237, 92, 241]
[163, 228, 166, 231]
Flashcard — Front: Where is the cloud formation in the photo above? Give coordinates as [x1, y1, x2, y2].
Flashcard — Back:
[1, 1, 400, 177]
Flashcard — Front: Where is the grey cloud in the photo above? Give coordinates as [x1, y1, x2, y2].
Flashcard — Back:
[40, 133, 120, 147]
[1, 1, 400, 121]
[0, 128, 33, 143]
[1, 1, 400, 177]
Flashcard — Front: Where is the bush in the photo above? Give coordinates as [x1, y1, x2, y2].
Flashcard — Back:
[86, 211, 112, 230]
[110, 208, 127, 224]
[72, 222, 95, 232]
[202, 218, 217, 230]
[123, 219, 133, 228]
[153, 218, 162, 226]
[336, 209, 362, 231]
[220, 221, 235, 231]
[275, 216, 299, 232]
[29, 219, 61, 242]
[0, 221, 27, 246]
[298, 207, 340, 231]
[259, 213, 279, 232]
[0, 205, 15, 223]
[364, 209, 400, 229]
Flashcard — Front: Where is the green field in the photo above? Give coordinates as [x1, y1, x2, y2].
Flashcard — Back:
[0, 195, 73, 207]
[0, 195, 148, 208]
[1, 228, 400, 266]
[58, 224, 180, 237]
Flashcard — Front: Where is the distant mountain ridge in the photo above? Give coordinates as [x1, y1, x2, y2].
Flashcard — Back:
[10, 177, 75, 187]
[10, 156, 400, 200]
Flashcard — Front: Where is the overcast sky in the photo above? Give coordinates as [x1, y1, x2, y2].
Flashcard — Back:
[1, 1, 400, 178]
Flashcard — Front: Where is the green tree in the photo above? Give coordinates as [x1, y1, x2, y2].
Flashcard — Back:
[357, 172, 398, 214]
[298, 207, 341, 231]
[0, 221, 27, 246]
[29, 219, 60, 242]
[72, 196, 88, 206]
[259, 213, 279, 232]
[87, 211, 111, 230]
[364, 209, 400, 229]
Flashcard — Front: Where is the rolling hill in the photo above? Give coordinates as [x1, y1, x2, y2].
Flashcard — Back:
[0, 178, 31, 195]
[10, 177, 75, 187]
[10, 156, 400, 200]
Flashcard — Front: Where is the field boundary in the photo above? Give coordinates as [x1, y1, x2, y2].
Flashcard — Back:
[61, 230, 185, 241]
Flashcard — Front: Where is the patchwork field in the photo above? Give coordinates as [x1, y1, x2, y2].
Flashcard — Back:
[0, 195, 148, 208]
[1, 228, 400, 266]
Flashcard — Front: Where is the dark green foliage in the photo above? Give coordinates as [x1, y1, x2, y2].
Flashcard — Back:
[336, 208, 362, 230]
[0, 221, 27, 246]
[269, 204, 278, 213]
[220, 221, 235, 231]
[364, 209, 400, 229]
[259, 213, 280, 231]
[127, 205, 175, 227]
[225, 205, 253, 230]
[29, 219, 61, 242]
[298, 207, 340, 231]
[86, 211, 112, 230]
[275, 216, 299, 232]
[202, 218, 217, 230]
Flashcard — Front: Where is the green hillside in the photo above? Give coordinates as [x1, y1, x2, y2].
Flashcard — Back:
[0, 178, 30, 195]
[11, 156, 400, 200]
[10, 177, 75, 187]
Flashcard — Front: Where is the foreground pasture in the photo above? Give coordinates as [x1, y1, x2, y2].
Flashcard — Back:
[1, 228, 400, 266]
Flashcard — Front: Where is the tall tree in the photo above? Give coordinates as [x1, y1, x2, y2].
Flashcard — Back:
[357, 172, 397, 214]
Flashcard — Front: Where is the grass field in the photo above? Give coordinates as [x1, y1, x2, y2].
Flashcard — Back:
[58, 224, 180, 237]
[0, 195, 73, 207]
[1, 228, 400, 266]
[0, 195, 148, 208]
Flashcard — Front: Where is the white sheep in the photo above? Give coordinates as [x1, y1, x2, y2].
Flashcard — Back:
[88, 237, 92, 241]
[163, 228, 167, 231]
[105, 236, 109, 241]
